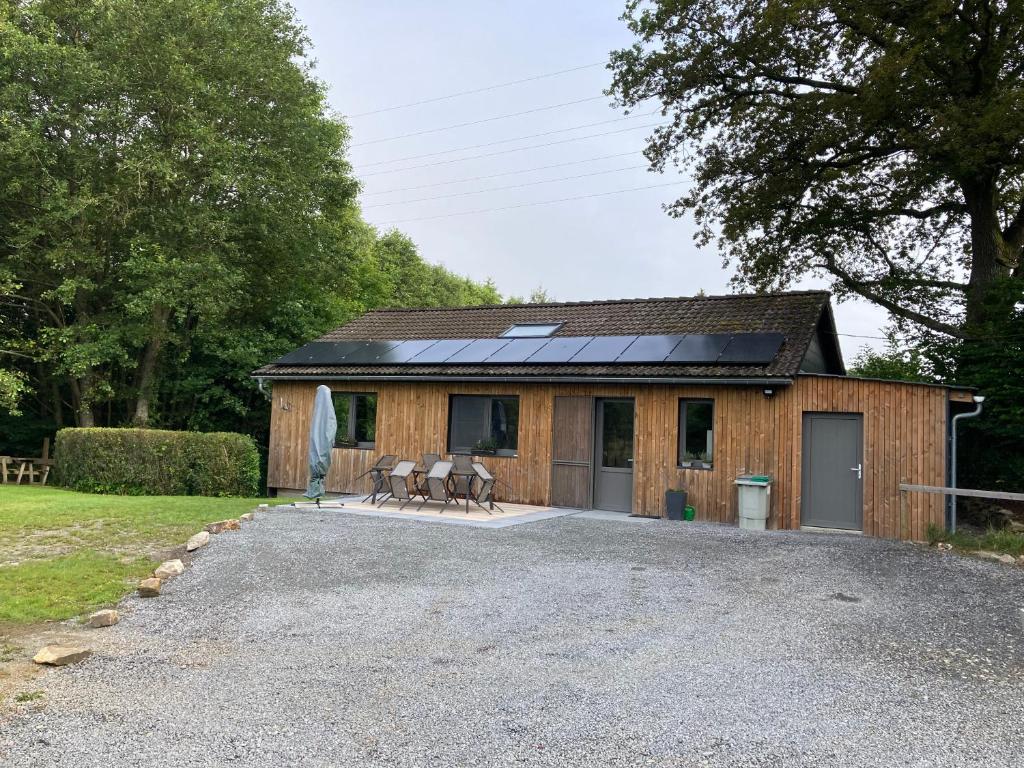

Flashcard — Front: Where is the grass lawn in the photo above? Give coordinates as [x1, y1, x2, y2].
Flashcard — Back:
[0, 486, 285, 623]
[926, 523, 1024, 557]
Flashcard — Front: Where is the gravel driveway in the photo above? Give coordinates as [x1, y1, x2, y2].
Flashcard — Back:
[2, 508, 1023, 767]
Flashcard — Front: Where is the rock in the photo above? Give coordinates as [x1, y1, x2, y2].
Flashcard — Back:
[88, 609, 119, 628]
[204, 519, 241, 534]
[935, 542, 953, 551]
[138, 577, 162, 597]
[1009, 520, 1024, 534]
[240, 512, 254, 522]
[154, 559, 185, 580]
[973, 550, 1017, 565]
[33, 645, 91, 666]
[186, 531, 210, 551]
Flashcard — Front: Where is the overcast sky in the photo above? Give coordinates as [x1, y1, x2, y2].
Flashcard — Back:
[290, 0, 888, 360]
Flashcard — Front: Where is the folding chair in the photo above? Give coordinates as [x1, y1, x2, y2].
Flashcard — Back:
[356, 454, 398, 503]
[470, 462, 504, 513]
[418, 460, 454, 511]
[378, 460, 417, 509]
[421, 453, 441, 472]
[451, 454, 475, 497]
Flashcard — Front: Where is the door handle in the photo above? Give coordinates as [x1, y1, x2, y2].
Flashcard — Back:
[850, 463, 862, 479]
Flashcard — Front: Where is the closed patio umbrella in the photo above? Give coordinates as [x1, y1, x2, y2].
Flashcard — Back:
[303, 385, 337, 502]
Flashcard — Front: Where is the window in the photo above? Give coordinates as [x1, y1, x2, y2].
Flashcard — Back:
[448, 395, 519, 456]
[678, 399, 713, 467]
[331, 392, 377, 449]
[500, 323, 562, 338]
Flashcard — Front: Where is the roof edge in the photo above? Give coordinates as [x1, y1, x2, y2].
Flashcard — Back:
[359, 290, 832, 315]
[252, 373, 794, 386]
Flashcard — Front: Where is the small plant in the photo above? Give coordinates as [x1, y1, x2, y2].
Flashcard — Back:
[472, 437, 501, 453]
[0, 642, 21, 662]
[15, 691, 44, 703]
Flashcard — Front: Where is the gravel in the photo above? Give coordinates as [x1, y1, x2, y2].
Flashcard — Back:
[2, 508, 1022, 767]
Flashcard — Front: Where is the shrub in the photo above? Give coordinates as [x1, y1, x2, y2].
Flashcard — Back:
[55, 428, 260, 497]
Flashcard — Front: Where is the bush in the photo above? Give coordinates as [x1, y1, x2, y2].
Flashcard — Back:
[55, 428, 260, 497]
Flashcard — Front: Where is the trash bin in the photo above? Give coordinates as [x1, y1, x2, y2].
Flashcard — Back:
[735, 475, 771, 531]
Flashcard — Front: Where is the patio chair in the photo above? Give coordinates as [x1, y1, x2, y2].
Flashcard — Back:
[421, 452, 441, 472]
[418, 460, 454, 511]
[470, 462, 504, 513]
[378, 460, 417, 509]
[415, 452, 442, 496]
[356, 454, 398, 503]
[451, 454, 475, 497]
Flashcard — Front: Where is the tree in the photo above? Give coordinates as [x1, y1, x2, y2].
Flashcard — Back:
[608, 1, 1024, 340]
[846, 346, 934, 383]
[0, 0, 361, 426]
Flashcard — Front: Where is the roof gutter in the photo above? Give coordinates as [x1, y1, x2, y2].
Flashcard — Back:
[251, 373, 794, 386]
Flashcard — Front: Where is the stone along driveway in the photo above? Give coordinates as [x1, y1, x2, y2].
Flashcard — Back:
[2, 508, 1022, 767]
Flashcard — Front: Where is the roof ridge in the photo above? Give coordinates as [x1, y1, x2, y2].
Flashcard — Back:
[363, 290, 831, 314]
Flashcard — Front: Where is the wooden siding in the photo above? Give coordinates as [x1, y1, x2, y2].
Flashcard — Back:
[266, 375, 949, 540]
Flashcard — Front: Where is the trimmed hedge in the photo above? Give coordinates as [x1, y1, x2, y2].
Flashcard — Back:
[55, 428, 260, 497]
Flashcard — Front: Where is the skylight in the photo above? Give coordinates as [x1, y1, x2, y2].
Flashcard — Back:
[500, 323, 562, 338]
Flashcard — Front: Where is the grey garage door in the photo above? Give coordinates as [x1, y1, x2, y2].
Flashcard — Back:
[801, 413, 863, 530]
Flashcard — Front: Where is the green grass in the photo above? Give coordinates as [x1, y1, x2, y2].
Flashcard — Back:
[14, 691, 44, 703]
[927, 523, 1024, 557]
[0, 486, 285, 623]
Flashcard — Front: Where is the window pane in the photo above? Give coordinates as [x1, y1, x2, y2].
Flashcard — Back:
[448, 395, 520, 453]
[682, 401, 714, 463]
[449, 396, 489, 451]
[355, 395, 376, 444]
[491, 397, 519, 450]
[501, 323, 561, 338]
[331, 394, 352, 446]
[601, 400, 634, 468]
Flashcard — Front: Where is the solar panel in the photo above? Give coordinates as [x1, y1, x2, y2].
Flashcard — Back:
[444, 338, 511, 364]
[369, 339, 439, 364]
[406, 339, 474, 364]
[665, 334, 733, 363]
[485, 338, 550, 363]
[274, 341, 366, 365]
[338, 341, 403, 364]
[617, 335, 687, 363]
[569, 335, 638, 363]
[718, 333, 785, 363]
[525, 336, 594, 363]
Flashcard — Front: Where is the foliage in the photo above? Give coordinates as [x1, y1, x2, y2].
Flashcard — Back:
[55, 428, 260, 496]
[0, 485, 285, 622]
[0, 0, 501, 470]
[926, 523, 1024, 558]
[846, 346, 935, 384]
[505, 287, 553, 304]
[608, 1, 1024, 337]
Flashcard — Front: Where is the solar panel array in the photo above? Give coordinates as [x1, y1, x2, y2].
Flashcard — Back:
[274, 333, 786, 367]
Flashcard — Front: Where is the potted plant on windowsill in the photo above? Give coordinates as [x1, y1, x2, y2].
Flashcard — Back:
[680, 451, 712, 469]
[665, 487, 687, 520]
[472, 437, 500, 456]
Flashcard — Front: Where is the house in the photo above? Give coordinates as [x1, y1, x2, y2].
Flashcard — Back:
[253, 291, 975, 540]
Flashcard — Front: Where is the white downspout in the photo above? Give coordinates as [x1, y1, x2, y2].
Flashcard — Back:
[950, 395, 984, 533]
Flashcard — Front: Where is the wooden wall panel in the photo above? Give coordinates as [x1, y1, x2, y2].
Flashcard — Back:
[266, 375, 950, 540]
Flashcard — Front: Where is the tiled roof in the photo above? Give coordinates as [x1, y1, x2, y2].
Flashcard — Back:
[254, 291, 833, 380]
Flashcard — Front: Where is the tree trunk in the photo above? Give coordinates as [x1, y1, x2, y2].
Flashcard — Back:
[132, 305, 169, 426]
[962, 174, 1013, 330]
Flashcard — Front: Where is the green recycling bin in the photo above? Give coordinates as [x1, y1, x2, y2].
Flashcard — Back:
[683, 505, 695, 521]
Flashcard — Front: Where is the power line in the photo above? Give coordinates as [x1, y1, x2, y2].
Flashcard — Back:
[351, 96, 608, 147]
[358, 111, 661, 168]
[345, 62, 605, 118]
[363, 165, 651, 208]
[361, 152, 643, 196]
[373, 181, 686, 225]
[360, 121, 667, 177]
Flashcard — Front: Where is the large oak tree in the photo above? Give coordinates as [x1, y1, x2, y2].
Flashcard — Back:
[608, 0, 1024, 342]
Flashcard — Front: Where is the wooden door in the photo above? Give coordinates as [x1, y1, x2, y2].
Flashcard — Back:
[550, 396, 593, 508]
